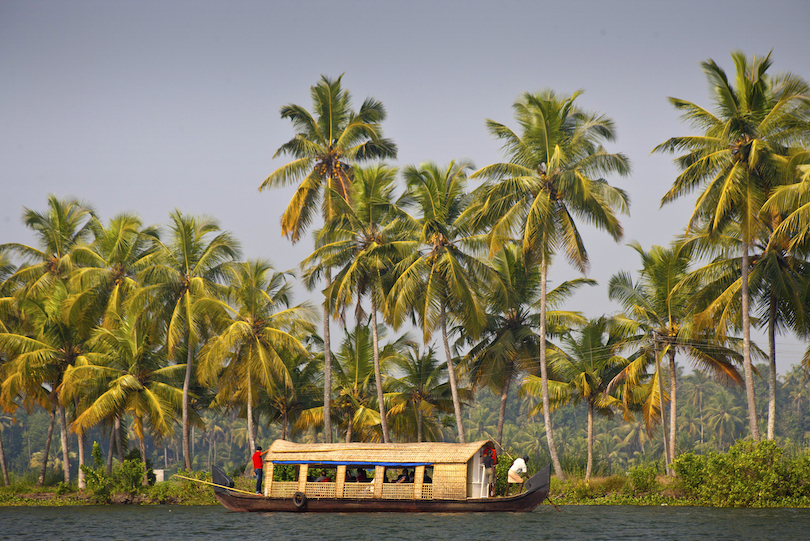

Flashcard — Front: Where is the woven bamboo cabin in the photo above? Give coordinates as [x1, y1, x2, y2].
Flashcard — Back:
[211, 439, 551, 513]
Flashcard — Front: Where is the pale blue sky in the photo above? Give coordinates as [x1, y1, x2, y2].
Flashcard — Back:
[2, 0, 808, 371]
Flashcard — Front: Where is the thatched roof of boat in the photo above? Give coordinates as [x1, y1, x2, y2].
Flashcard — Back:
[266, 439, 491, 465]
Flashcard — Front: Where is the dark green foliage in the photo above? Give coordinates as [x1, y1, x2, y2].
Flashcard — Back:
[272, 464, 296, 482]
[80, 441, 154, 502]
[673, 440, 810, 507]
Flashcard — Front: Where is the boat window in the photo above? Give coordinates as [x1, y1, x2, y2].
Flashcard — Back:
[424, 466, 433, 484]
[272, 464, 298, 482]
[385, 467, 414, 484]
[307, 466, 336, 482]
[345, 467, 373, 482]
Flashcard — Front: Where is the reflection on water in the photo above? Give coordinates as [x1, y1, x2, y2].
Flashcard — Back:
[2, 504, 810, 541]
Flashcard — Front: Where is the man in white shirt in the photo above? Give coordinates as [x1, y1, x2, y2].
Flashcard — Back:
[507, 455, 528, 496]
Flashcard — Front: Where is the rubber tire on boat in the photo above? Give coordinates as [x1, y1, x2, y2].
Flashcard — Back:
[293, 491, 307, 510]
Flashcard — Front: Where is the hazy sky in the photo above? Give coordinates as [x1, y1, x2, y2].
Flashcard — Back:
[2, 0, 809, 372]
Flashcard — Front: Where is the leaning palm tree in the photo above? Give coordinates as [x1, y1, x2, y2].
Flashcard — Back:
[608, 241, 744, 467]
[655, 51, 810, 441]
[139, 210, 240, 470]
[388, 160, 490, 443]
[260, 75, 397, 443]
[472, 89, 630, 479]
[304, 164, 408, 443]
[199, 259, 315, 452]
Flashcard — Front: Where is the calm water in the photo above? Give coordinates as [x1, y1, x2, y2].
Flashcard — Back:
[2, 505, 810, 541]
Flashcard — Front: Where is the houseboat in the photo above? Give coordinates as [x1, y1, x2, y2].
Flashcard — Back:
[211, 439, 551, 512]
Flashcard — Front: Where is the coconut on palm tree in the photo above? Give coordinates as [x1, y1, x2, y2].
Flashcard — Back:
[472, 89, 630, 479]
[261, 75, 397, 443]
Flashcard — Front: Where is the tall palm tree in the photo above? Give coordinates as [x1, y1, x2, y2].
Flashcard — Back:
[464, 243, 591, 447]
[199, 260, 315, 452]
[388, 160, 490, 443]
[61, 307, 183, 484]
[304, 165, 407, 443]
[655, 51, 810, 441]
[608, 242, 743, 466]
[0, 196, 96, 484]
[472, 89, 630, 479]
[524, 317, 630, 482]
[260, 75, 397, 443]
[140, 210, 240, 470]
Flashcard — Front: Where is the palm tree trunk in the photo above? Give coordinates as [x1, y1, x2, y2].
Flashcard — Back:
[281, 408, 288, 441]
[417, 408, 423, 443]
[741, 238, 761, 440]
[106, 429, 114, 475]
[585, 401, 594, 483]
[58, 403, 70, 484]
[371, 299, 390, 443]
[139, 433, 148, 486]
[540, 263, 565, 481]
[38, 405, 56, 486]
[77, 431, 86, 490]
[767, 290, 777, 440]
[441, 303, 466, 443]
[655, 337, 671, 475]
[345, 412, 353, 443]
[182, 340, 194, 470]
[668, 349, 677, 472]
[115, 415, 123, 463]
[323, 268, 333, 443]
[247, 373, 255, 453]
[0, 428, 9, 486]
[496, 378, 510, 446]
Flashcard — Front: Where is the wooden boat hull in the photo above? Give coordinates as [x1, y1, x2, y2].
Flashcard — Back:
[212, 465, 550, 513]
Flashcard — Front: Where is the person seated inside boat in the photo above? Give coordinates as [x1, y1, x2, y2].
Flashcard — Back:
[315, 470, 331, 482]
[395, 469, 409, 483]
[345, 470, 356, 482]
[356, 469, 368, 482]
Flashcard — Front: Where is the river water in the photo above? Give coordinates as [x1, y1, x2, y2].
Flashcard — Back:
[2, 505, 809, 541]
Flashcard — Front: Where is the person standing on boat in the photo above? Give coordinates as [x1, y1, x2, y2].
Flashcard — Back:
[482, 446, 497, 497]
[252, 446, 268, 494]
[506, 456, 528, 496]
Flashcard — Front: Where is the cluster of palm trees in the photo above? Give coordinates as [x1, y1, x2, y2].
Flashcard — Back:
[2, 51, 810, 488]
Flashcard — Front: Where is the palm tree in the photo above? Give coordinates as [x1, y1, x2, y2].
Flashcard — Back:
[608, 242, 743, 467]
[524, 317, 630, 482]
[705, 388, 746, 450]
[304, 164, 407, 443]
[472, 89, 630, 479]
[464, 243, 591, 447]
[61, 307, 183, 484]
[388, 160, 490, 443]
[297, 325, 409, 442]
[655, 51, 810, 441]
[0, 196, 96, 484]
[260, 75, 397, 443]
[68, 213, 160, 330]
[199, 259, 315, 452]
[140, 210, 240, 470]
[388, 346, 456, 442]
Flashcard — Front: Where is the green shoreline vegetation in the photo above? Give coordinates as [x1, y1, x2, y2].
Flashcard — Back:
[2, 51, 810, 510]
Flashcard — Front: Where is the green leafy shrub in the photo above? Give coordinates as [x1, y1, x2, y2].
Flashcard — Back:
[673, 440, 794, 507]
[628, 464, 658, 494]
